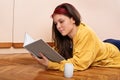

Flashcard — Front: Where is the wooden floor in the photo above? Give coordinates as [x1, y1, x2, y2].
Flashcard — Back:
[0, 53, 120, 80]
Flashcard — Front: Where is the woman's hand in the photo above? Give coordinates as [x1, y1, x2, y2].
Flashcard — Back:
[31, 53, 49, 68]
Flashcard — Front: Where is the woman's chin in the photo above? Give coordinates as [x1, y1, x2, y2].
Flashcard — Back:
[61, 34, 67, 36]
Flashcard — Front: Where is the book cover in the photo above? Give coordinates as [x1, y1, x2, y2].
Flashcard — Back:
[23, 33, 65, 62]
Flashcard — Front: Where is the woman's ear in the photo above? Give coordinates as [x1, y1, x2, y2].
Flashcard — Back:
[70, 17, 75, 24]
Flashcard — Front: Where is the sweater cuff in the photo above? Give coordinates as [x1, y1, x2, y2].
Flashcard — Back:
[48, 61, 64, 71]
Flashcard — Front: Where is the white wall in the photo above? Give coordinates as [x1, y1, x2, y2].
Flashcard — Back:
[13, 0, 82, 42]
[13, 0, 120, 43]
[77, 0, 120, 40]
[0, 0, 13, 42]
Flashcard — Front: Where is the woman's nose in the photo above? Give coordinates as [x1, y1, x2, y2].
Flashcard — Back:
[56, 23, 61, 29]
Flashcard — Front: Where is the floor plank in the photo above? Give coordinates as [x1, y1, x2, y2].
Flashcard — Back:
[0, 53, 120, 80]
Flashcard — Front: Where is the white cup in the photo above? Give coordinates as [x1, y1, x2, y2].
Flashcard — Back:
[64, 63, 74, 78]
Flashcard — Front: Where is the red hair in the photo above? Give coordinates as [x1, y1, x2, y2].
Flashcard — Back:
[51, 7, 68, 18]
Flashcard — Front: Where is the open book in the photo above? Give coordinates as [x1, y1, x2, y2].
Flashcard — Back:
[23, 33, 65, 62]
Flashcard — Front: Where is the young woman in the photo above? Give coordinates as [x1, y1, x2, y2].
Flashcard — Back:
[33, 3, 120, 71]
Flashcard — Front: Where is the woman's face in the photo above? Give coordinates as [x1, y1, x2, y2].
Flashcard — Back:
[53, 14, 76, 37]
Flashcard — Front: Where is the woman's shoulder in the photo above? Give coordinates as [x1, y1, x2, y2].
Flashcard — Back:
[79, 22, 89, 28]
[78, 22, 90, 31]
[77, 22, 97, 37]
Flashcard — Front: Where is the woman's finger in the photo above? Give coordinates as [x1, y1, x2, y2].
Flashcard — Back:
[39, 53, 48, 60]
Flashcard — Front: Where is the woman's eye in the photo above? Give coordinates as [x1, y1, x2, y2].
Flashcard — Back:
[60, 20, 64, 23]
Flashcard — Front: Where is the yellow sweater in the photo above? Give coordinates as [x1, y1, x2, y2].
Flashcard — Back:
[48, 23, 120, 71]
